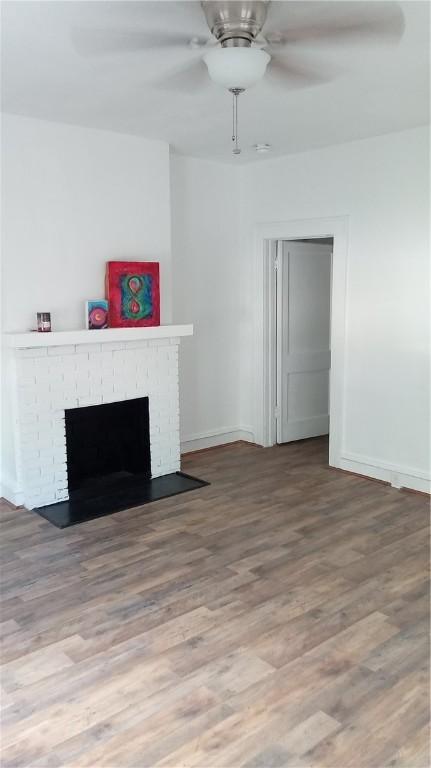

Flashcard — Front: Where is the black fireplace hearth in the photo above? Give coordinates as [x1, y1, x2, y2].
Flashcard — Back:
[34, 471, 208, 528]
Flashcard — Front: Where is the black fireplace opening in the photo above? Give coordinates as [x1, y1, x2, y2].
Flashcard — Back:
[34, 396, 209, 528]
[65, 397, 151, 497]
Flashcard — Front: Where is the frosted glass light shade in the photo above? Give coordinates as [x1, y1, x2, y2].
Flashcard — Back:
[203, 47, 270, 90]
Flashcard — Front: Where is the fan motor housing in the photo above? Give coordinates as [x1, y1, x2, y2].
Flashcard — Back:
[201, 0, 270, 46]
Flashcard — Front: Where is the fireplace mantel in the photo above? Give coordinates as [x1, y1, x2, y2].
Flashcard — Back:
[5, 324, 193, 349]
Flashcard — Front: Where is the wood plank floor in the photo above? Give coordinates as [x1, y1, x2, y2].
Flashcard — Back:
[1, 437, 429, 768]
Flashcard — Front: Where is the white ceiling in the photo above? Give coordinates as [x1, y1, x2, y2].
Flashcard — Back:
[2, 1, 429, 164]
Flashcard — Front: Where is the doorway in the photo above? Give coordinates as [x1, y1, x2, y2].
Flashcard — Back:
[252, 216, 348, 471]
[275, 238, 333, 447]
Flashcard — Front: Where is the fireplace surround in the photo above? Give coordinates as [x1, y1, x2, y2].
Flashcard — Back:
[4, 325, 195, 514]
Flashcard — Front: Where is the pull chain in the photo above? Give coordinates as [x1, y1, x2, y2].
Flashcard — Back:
[229, 88, 244, 155]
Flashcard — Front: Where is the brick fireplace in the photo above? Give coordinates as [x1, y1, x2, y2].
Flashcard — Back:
[4, 326, 193, 510]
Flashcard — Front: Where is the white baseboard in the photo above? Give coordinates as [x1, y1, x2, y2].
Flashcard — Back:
[339, 452, 430, 494]
[181, 426, 255, 454]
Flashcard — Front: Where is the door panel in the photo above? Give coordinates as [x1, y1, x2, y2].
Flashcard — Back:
[277, 241, 332, 444]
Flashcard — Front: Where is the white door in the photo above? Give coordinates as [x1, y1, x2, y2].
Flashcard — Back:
[276, 240, 332, 443]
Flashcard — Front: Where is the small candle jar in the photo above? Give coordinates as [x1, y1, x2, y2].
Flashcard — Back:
[37, 312, 51, 332]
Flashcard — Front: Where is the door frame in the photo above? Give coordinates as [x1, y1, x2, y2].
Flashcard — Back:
[252, 216, 349, 470]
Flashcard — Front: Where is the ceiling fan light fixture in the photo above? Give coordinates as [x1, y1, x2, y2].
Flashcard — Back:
[203, 46, 270, 90]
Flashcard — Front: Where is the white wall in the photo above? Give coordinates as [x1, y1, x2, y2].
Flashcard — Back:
[1, 114, 172, 332]
[239, 126, 430, 489]
[1, 114, 172, 498]
[170, 154, 248, 451]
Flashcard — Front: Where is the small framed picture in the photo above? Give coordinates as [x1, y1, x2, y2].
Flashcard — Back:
[85, 300, 108, 330]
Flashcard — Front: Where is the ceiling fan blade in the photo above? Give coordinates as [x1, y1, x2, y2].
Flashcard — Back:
[156, 58, 210, 94]
[71, 28, 207, 57]
[265, 1, 405, 48]
[266, 54, 334, 89]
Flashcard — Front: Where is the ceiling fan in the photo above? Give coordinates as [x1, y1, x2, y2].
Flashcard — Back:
[72, 1, 405, 154]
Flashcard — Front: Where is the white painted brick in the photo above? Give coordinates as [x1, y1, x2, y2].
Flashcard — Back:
[124, 340, 149, 350]
[102, 342, 127, 351]
[20, 423, 39, 438]
[35, 437, 56, 451]
[40, 451, 61, 467]
[98, 353, 115, 367]
[40, 472, 56, 486]
[113, 392, 127, 402]
[33, 357, 50, 369]
[35, 369, 64, 383]
[40, 378, 66, 393]
[17, 347, 48, 359]
[98, 382, 114, 397]
[51, 397, 78, 410]
[33, 400, 55, 415]
[52, 429, 66, 442]
[47, 345, 76, 356]
[20, 448, 39, 461]
[101, 393, 119, 405]
[26, 468, 42, 483]
[136, 382, 150, 394]
[125, 389, 139, 400]
[19, 391, 37, 407]
[19, 413, 38, 426]
[112, 350, 129, 364]
[149, 338, 171, 347]
[82, 343, 102, 353]
[87, 375, 103, 389]
[78, 395, 102, 407]
[73, 353, 90, 369]
[20, 434, 39, 449]
[75, 383, 92, 398]
[47, 356, 74, 370]
[89, 378, 107, 392]
[48, 385, 76, 399]
[38, 447, 56, 460]
[33, 392, 53, 407]
[53, 461, 67, 473]
[18, 376, 38, 389]
[16, 358, 35, 374]
[86, 361, 102, 376]
[37, 495, 56, 508]
[27, 495, 41, 508]
[39, 481, 58, 495]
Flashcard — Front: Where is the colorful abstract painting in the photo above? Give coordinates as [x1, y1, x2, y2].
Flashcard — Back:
[105, 261, 160, 328]
[85, 300, 108, 330]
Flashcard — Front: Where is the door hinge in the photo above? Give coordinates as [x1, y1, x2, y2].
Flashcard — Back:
[274, 254, 280, 271]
